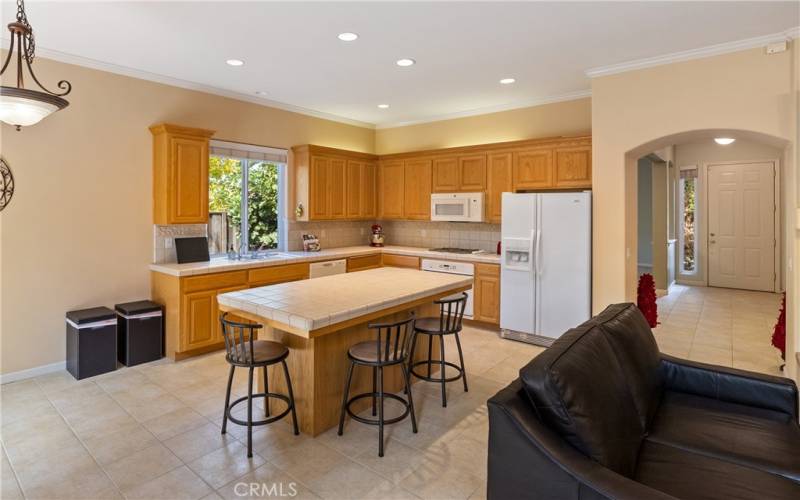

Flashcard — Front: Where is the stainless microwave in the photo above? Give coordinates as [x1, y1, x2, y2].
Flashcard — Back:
[430, 192, 484, 222]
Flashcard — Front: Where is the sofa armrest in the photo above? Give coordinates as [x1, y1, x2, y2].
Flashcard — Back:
[487, 380, 677, 500]
[659, 354, 798, 420]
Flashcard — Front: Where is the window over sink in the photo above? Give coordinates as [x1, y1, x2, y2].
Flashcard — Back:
[208, 140, 288, 256]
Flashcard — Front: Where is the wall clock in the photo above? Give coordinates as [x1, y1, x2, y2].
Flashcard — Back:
[0, 158, 13, 211]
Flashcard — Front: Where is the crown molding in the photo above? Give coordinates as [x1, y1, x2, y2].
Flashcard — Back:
[373, 89, 592, 129]
[586, 26, 800, 78]
[1, 41, 376, 129]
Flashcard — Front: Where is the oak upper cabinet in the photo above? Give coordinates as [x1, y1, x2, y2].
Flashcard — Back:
[432, 157, 459, 192]
[328, 158, 347, 219]
[458, 154, 487, 191]
[309, 155, 331, 219]
[361, 162, 378, 218]
[473, 263, 500, 324]
[378, 159, 405, 219]
[432, 154, 486, 192]
[293, 145, 377, 221]
[513, 148, 553, 190]
[554, 144, 592, 188]
[487, 152, 513, 223]
[403, 158, 432, 220]
[346, 160, 377, 219]
[150, 123, 215, 225]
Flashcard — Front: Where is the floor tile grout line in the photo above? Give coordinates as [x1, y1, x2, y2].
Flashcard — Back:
[1, 440, 27, 500]
[34, 378, 127, 500]
[44, 371, 220, 500]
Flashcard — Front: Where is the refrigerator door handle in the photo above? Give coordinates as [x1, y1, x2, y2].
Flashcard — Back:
[535, 229, 543, 276]
[529, 229, 536, 277]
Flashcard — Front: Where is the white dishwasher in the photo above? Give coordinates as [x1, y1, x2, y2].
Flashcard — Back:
[309, 259, 347, 278]
[420, 259, 474, 319]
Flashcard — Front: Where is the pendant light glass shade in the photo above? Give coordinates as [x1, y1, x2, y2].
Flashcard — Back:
[0, 87, 68, 127]
[1, 1, 72, 130]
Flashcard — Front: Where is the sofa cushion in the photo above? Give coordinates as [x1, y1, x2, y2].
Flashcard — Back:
[591, 303, 663, 428]
[636, 440, 800, 500]
[519, 322, 645, 478]
[647, 391, 800, 483]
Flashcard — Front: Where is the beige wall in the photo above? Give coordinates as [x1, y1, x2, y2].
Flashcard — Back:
[0, 56, 374, 376]
[591, 46, 798, 379]
[374, 98, 591, 154]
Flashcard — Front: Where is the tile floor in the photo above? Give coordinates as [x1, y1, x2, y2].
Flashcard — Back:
[654, 284, 784, 375]
[1, 284, 785, 500]
[1, 325, 542, 500]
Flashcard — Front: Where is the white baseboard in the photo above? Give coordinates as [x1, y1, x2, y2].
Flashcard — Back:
[1, 361, 66, 385]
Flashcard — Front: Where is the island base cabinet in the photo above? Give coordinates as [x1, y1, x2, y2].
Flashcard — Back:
[259, 303, 442, 436]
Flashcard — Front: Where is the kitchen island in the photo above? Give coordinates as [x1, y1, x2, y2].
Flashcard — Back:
[217, 267, 472, 436]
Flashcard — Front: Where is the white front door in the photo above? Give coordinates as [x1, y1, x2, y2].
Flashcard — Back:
[707, 161, 775, 291]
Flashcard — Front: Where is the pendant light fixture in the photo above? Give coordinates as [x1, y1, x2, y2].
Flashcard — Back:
[0, 0, 71, 130]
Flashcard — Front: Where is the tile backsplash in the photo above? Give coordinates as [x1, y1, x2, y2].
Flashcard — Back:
[380, 221, 500, 253]
[153, 224, 207, 264]
[287, 220, 371, 251]
[153, 220, 500, 263]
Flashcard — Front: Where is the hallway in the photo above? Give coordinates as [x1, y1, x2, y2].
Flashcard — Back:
[654, 285, 784, 376]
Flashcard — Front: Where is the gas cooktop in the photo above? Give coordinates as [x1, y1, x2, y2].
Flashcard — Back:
[428, 247, 482, 254]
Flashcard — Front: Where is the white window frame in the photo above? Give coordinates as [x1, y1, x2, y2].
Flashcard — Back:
[209, 142, 288, 255]
[677, 165, 699, 279]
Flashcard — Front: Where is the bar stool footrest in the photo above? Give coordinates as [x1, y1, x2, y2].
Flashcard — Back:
[226, 393, 293, 427]
[409, 360, 465, 383]
[345, 392, 411, 426]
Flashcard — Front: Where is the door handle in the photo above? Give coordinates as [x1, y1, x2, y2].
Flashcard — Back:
[710, 240, 716, 244]
[710, 233, 716, 237]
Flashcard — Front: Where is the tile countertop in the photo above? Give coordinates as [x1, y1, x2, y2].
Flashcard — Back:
[149, 245, 501, 277]
[217, 267, 473, 334]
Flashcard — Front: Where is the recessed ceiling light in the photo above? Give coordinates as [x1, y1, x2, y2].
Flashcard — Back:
[337, 32, 358, 42]
[255, 91, 268, 96]
[396, 58, 415, 67]
[377, 104, 389, 109]
[499, 78, 516, 84]
[714, 137, 735, 145]
[226, 59, 244, 67]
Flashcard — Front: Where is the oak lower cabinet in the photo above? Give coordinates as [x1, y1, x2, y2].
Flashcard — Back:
[473, 263, 500, 324]
[151, 262, 310, 360]
[182, 290, 217, 351]
[150, 123, 215, 225]
[381, 254, 420, 269]
[346, 254, 382, 272]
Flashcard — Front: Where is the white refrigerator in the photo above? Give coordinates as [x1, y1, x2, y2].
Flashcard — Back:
[500, 192, 591, 346]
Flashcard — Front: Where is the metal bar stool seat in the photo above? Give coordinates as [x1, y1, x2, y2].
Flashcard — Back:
[338, 315, 418, 457]
[220, 313, 299, 458]
[408, 292, 469, 407]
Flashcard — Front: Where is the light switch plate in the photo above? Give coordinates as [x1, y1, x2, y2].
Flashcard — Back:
[165, 237, 173, 249]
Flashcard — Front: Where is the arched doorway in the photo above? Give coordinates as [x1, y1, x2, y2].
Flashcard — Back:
[623, 128, 794, 376]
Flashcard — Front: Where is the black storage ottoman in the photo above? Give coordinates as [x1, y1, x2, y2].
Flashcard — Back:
[66, 307, 118, 380]
[115, 300, 164, 367]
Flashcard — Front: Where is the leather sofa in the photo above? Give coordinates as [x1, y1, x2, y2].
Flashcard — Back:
[487, 303, 800, 500]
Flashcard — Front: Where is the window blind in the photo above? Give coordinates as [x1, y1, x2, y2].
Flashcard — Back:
[679, 169, 698, 179]
[210, 140, 287, 164]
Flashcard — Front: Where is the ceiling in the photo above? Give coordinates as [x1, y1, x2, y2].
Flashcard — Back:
[3, 1, 798, 128]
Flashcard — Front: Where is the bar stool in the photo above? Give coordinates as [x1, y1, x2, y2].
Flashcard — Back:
[220, 313, 299, 458]
[408, 292, 468, 407]
[338, 314, 418, 457]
